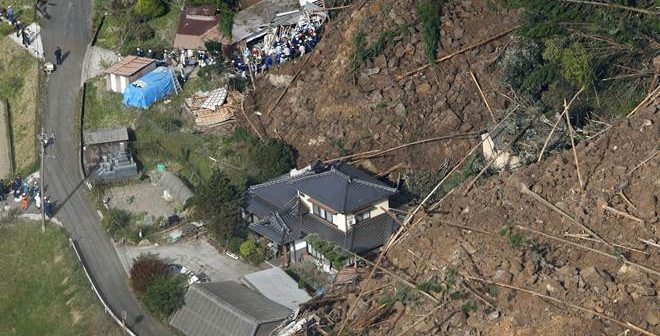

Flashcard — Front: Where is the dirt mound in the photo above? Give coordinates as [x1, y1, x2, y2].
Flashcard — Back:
[241, 0, 520, 172]
[322, 106, 659, 335]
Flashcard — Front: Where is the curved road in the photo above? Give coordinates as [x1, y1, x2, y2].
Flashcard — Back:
[40, 1, 172, 335]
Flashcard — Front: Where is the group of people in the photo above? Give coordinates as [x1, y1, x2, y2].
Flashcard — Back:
[232, 24, 322, 78]
[0, 176, 55, 218]
[1, 6, 31, 47]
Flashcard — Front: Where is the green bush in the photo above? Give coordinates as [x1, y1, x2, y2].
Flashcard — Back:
[133, 0, 167, 19]
[191, 170, 244, 242]
[218, 3, 234, 38]
[102, 209, 133, 238]
[416, 0, 443, 62]
[143, 275, 186, 319]
[239, 240, 265, 265]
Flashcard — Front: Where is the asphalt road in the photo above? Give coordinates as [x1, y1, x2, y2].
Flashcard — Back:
[39, 1, 173, 335]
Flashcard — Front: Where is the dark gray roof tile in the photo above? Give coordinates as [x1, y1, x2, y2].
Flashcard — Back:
[170, 281, 291, 336]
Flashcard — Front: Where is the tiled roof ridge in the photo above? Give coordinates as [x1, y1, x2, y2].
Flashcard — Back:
[351, 177, 398, 192]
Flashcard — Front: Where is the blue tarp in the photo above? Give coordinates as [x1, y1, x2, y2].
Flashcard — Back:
[123, 67, 175, 109]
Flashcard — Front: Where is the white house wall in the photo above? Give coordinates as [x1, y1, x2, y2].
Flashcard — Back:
[298, 192, 390, 233]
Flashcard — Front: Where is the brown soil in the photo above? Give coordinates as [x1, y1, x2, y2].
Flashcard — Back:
[241, 0, 520, 173]
[236, 0, 659, 334]
[319, 106, 659, 335]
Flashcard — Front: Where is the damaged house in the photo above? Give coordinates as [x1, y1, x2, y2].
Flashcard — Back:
[243, 161, 399, 264]
[231, 0, 327, 46]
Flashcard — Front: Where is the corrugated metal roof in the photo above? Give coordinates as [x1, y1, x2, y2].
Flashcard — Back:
[105, 56, 156, 77]
[242, 267, 311, 309]
[158, 172, 194, 205]
[83, 127, 129, 145]
[170, 281, 291, 336]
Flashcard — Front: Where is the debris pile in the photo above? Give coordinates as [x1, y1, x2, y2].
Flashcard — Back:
[183, 87, 240, 127]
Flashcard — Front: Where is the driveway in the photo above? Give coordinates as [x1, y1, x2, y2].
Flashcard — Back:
[116, 238, 259, 282]
[39, 1, 172, 335]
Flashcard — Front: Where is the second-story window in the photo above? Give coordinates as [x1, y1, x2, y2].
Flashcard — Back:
[312, 204, 335, 223]
[356, 210, 371, 222]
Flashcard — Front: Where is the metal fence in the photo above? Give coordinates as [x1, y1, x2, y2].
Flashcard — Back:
[68, 238, 137, 336]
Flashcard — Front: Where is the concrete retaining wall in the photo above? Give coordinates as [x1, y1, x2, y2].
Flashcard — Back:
[0, 100, 14, 177]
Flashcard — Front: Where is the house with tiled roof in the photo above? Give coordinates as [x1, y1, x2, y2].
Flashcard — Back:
[243, 161, 399, 265]
[173, 5, 224, 50]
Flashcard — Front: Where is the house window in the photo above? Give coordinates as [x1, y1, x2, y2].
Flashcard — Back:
[356, 210, 371, 222]
[312, 203, 335, 223]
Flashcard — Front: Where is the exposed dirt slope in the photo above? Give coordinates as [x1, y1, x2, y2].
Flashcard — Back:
[331, 106, 659, 335]
[242, 0, 520, 171]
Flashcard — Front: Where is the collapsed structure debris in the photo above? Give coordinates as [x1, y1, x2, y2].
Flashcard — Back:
[183, 86, 240, 127]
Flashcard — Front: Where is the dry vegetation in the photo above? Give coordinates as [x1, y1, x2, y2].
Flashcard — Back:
[0, 36, 38, 175]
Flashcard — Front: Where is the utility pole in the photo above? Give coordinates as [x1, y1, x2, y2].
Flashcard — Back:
[37, 128, 54, 234]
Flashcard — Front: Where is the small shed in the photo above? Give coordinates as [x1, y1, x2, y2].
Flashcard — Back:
[174, 6, 224, 50]
[157, 171, 194, 206]
[241, 267, 311, 310]
[170, 281, 291, 336]
[83, 127, 138, 183]
[105, 56, 157, 93]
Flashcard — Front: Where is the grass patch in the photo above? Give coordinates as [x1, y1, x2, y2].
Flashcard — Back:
[0, 36, 38, 173]
[83, 77, 138, 130]
[416, 0, 443, 63]
[95, 4, 180, 53]
[350, 28, 399, 73]
[0, 222, 121, 335]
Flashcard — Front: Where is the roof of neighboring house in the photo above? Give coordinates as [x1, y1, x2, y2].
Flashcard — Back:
[231, 0, 301, 43]
[170, 281, 291, 336]
[105, 56, 156, 77]
[241, 267, 311, 310]
[83, 127, 129, 145]
[177, 10, 219, 36]
[157, 172, 194, 205]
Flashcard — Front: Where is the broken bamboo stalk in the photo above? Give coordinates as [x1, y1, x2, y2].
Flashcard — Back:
[394, 305, 452, 336]
[323, 150, 381, 163]
[427, 106, 520, 212]
[377, 162, 406, 177]
[564, 97, 584, 189]
[560, 0, 659, 16]
[463, 275, 658, 336]
[463, 128, 526, 195]
[340, 108, 517, 334]
[266, 53, 313, 115]
[639, 239, 660, 249]
[324, 132, 478, 164]
[358, 132, 480, 161]
[627, 85, 659, 117]
[397, 26, 521, 80]
[519, 183, 621, 256]
[602, 204, 644, 223]
[517, 225, 660, 278]
[538, 87, 584, 162]
[240, 95, 263, 139]
[626, 150, 658, 176]
[618, 191, 636, 209]
[469, 71, 496, 123]
[563, 233, 649, 255]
